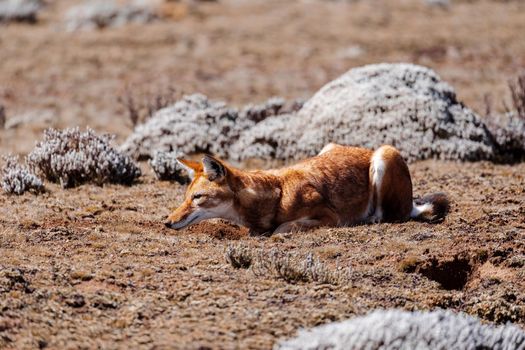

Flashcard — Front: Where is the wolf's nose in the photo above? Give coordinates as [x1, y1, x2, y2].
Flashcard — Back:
[164, 221, 173, 228]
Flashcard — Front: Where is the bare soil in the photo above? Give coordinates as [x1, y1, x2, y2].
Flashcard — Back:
[1, 0, 525, 349]
[1, 161, 524, 349]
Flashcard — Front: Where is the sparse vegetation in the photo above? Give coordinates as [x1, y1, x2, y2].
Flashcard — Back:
[1, 160, 524, 348]
[253, 248, 310, 283]
[149, 151, 190, 183]
[118, 86, 180, 127]
[506, 73, 525, 118]
[0, 105, 5, 129]
[1, 155, 44, 195]
[225, 244, 253, 269]
[467, 291, 525, 324]
[226, 244, 350, 285]
[64, 0, 157, 31]
[26, 127, 141, 188]
[0, 0, 42, 23]
[121, 94, 303, 160]
[485, 73, 525, 162]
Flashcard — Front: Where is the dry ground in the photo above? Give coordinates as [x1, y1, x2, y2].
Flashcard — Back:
[0, 162, 524, 349]
[1, 0, 525, 349]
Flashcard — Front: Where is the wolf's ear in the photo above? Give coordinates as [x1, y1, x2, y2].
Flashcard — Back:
[176, 158, 202, 181]
[202, 155, 227, 181]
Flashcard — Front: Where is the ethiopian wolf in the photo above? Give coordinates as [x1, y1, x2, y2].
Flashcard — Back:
[165, 144, 449, 234]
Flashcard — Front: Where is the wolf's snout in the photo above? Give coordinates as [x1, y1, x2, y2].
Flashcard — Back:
[164, 220, 176, 229]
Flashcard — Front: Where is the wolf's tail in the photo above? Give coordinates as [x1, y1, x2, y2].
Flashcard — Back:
[410, 192, 450, 223]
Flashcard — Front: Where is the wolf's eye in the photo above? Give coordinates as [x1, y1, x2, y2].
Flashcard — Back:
[192, 193, 204, 200]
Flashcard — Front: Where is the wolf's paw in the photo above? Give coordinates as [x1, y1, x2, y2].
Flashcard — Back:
[366, 213, 382, 224]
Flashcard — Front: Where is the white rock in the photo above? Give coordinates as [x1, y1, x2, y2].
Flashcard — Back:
[277, 309, 525, 350]
[232, 63, 495, 162]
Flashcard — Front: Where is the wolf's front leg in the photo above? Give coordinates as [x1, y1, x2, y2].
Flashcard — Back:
[273, 218, 320, 234]
[273, 214, 337, 234]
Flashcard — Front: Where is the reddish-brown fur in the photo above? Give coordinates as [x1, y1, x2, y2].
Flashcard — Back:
[373, 145, 413, 222]
[165, 144, 448, 234]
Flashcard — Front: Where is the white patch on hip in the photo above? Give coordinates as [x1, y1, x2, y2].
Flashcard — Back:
[365, 147, 387, 222]
[318, 143, 337, 155]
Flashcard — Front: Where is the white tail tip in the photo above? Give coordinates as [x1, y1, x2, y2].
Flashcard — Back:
[410, 202, 433, 219]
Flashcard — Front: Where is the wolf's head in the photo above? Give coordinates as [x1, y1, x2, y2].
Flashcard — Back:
[164, 155, 240, 230]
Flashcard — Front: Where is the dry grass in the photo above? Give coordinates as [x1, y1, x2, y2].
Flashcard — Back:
[225, 244, 253, 269]
[117, 85, 180, 127]
[0, 105, 5, 129]
[484, 72, 525, 162]
[227, 244, 353, 285]
[506, 72, 525, 119]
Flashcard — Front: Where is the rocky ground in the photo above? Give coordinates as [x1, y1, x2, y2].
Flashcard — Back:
[1, 0, 525, 349]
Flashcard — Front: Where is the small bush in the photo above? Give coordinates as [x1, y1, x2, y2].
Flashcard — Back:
[302, 253, 348, 285]
[149, 151, 190, 184]
[65, 0, 157, 31]
[255, 250, 349, 284]
[226, 244, 350, 285]
[121, 94, 243, 160]
[121, 94, 304, 160]
[225, 244, 253, 269]
[27, 127, 141, 188]
[253, 248, 310, 283]
[1, 156, 44, 195]
[0, 0, 42, 23]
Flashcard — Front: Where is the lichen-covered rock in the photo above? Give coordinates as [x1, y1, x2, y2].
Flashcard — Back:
[1, 156, 44, 195]
[27, 127, 141, 188]
[149, 151, 190, 184]
[277, 309, 525, 350]
[64, 0, 157, 31]
[121, 94, 247, 160]
[232, 63, 496, 162]
[240, 97, 304, 123]
[488, 112, 525, 163]
[122, 94, 300, 160]
[0, 0, 41, 23]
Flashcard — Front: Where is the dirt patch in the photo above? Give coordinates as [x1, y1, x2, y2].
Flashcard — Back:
[183, 220, 249, 240]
